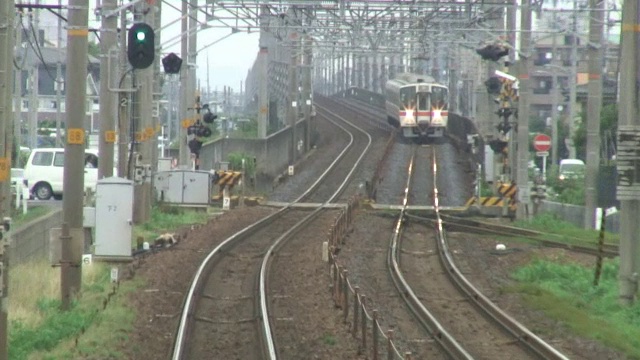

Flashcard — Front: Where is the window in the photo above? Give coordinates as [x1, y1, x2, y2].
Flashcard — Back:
[431, 86, 448, 110]
[31, 151, 53, 166]
[53, 152, 65, 167]
[417, 92, 429, 111]
[400, 86, 416, 109]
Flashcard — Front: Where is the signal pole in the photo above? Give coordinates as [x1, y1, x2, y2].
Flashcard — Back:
[617, 0, 640, 305]
[515, 0, 532, 220]
[61, 0, 89, 310]
[98, 0, 117, 179]
[583, 0, 604, 229]
[178, 0, 189, 166]
[0, 0, 14, 357]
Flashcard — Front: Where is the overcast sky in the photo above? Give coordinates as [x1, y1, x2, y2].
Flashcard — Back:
[37, 0, 260, 93]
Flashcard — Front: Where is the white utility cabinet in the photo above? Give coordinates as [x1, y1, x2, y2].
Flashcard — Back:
[94, 177, 133, 259]
[154, 170, 211, 206]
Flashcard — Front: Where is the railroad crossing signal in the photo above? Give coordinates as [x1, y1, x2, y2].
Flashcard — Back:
[127, 23, 155, 69]
[162, 53, 182, 74]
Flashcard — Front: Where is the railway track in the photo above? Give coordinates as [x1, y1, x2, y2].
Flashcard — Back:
[171, 96, 373, 359]
[386, 144, 570, 359]
[404, 213, 618, 258]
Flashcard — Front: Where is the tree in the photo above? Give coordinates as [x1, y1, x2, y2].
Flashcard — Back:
[574, 104, 617, 160]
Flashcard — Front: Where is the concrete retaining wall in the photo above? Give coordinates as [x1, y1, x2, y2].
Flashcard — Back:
[199, 119, 309, 190]
[8, 209, 62, 266]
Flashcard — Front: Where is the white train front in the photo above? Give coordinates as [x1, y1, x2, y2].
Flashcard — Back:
[385, 73, 449, 138]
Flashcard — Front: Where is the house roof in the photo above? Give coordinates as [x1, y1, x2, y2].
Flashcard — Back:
[14, 45, 99, 68]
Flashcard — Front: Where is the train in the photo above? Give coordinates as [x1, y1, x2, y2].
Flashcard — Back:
[384, 73, 449, 139]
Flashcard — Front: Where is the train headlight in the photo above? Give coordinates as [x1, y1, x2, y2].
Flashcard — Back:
[432, 109, 442, 120]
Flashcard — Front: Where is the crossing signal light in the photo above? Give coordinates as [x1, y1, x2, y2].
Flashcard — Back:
[476, 44, 509, 62]
[485, 77, 502, 95]
[162, 53, 182, 74]
[488, 139, 509, 154]
[128, 23, 155, 69]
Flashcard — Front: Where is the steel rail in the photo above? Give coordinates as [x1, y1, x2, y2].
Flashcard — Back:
[172, 99, 361, 359]
[387, 145, 474, 359]
[405, 212, 619, 258]
[429, 150, 571, 360]
[259, 98, 373, 359]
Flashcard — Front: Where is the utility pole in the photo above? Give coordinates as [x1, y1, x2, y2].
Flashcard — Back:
[55, 0, 63, 147]
[116, 7, 129, 178]
[98, 0, 117, 179]
[187, 0, 197, 169]
[566, 0, 579, 159]
[551, 0, 559, 168]
[257, 5, 268, 139]
[28, 5, 40, 150]
[178, 0, 189, 166]
[583, 0, 604, 229]
[14, 13, 22, 166]
[288, 32, 298, 164]
[617, 0, 640, 305]
[303, 34, 312, 153]
[61, 0, 89, 310]
[0, 0, 14, 357]
[515, 0, 532, 220]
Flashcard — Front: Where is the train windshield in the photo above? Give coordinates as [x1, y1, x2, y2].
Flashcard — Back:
[417, 92, 429, 111]
[431, 86, 448, 110]
[400, 86, 416, 109]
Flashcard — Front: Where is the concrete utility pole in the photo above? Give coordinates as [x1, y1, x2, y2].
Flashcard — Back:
[28, 6, 40, 150]
[61, 0, 89, 310]
[566, 0, 579, 159]
[515, 0, 532, 220]
[98, 0, 117, 179]
[551, 0, 559, 168]
[187, 0, 197, 168]
[288, 32, 299, 164]
[178, 0, 189, 166]
[583, 0, 604, 229]
[0, 1, 14, 357]
[617, 0, 640, 305]
[14, 14, 23, 165]
[303, 34, 312, 153]
[117, 7, 129, 178]
[55, 0, 63, 147]
[132, 2, 154, 224]
[257, 5, 269, 139]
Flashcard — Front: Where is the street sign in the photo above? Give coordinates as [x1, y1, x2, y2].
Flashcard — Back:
[533, 133, 552, 152]
[536, 151, 549, 157]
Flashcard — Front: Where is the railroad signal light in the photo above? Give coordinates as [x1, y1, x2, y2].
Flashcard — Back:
[128, 23, 155, 69]
[485, 77, 502, 95]
[162, 53, 183, 74]
[476, 44, 509, 62]
[488, 139, 509, 154]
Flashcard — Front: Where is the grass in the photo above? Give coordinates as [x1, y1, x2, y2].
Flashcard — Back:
[321, 333, 337, 346]
[10, 206, 54, 228]
[8, 262, 136, 360]
[505, 213, 640, 358]
[510, 259, 640, 358]
[132, 205, 212, 248]
[8, 206, 215, 360]
[510, 212, 620, 245]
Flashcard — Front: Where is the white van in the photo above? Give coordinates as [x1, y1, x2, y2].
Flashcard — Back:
[558, 159, 585, 181]
[23, 148, 99, 200]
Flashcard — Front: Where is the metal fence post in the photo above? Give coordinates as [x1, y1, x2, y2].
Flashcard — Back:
[353, 286, 360, 337]
[342, 269, 349, 322]
[372, 310, 379, 360]
[361, 295, 367, 357]
[387, 330, 394, 360]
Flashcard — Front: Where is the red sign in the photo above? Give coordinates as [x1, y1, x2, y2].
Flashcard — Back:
[533, 133, 552, 152]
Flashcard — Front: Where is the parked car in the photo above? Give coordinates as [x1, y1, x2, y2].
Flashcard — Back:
[23, 148, 99, 200]
[558, 158, 585, 181]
